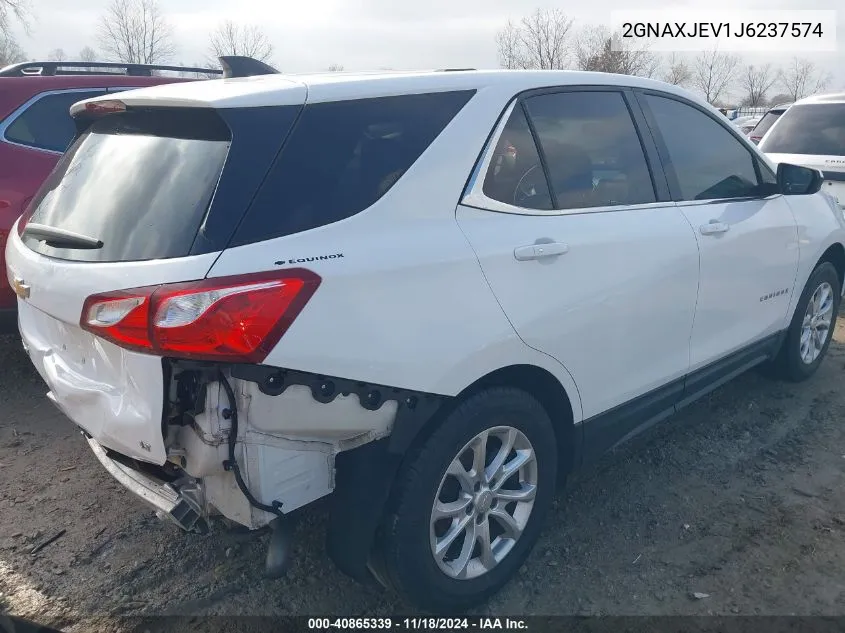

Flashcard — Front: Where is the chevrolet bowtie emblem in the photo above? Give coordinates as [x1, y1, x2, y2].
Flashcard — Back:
[12, 277, 30, 300]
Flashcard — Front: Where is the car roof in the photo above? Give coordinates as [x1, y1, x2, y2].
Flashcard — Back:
[794, 92, 845, 105]
[75, 69, 703, 112]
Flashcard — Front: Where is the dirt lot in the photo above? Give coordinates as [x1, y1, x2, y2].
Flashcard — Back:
[2, 314, 845, 632]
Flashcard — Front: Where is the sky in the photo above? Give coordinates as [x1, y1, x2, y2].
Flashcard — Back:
[9, 0, 845, 103]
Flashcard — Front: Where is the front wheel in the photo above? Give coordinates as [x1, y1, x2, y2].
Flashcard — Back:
[380, 388, 557, 612]
[770, 262, 841, 382]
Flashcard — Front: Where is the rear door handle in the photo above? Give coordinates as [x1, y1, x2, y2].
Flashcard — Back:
[514, 242, 570, 261]
[699, 221, 730, 236]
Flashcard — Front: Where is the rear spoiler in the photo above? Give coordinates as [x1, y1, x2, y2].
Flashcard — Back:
[219, 56, 279, 79]
[68, 55, 282, 126]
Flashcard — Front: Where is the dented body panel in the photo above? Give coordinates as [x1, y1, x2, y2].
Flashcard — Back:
[19, 299, 169, 464]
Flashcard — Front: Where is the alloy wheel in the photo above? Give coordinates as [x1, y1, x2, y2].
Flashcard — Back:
[429, 426, 538, 580]
[800, 281, 834, 365]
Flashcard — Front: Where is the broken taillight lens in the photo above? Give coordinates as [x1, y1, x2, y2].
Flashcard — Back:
[80, 269, 321, 363]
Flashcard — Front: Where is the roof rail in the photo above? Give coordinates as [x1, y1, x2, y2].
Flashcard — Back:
[219, 56, 279, 78]
[0, 56, 279, 79]
[435, 68, 477, 72]
[0, 60, 222, 78]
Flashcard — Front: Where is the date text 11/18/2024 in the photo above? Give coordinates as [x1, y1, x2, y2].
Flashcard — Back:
[307, 618, 529, 630]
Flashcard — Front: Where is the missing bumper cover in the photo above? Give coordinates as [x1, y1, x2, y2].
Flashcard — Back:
[229, 364, 447, 454]
[88, 437, 209, 533]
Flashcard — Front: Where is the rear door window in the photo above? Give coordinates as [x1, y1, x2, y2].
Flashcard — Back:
[5, 90, 105, 153]
[759, 103, 845, 156]
[482, 105, 552, 210]
[523, 91, 656, 210]
[230, 90, 475, 246]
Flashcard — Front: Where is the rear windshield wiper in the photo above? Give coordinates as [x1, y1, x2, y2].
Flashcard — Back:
[22, 224, 104, 250]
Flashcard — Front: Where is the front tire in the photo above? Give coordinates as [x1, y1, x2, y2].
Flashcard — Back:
[771, 262, 840, 382]
[381, 388, 557, 612]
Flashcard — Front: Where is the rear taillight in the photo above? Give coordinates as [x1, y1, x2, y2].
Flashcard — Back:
[80, 269, 321, 363]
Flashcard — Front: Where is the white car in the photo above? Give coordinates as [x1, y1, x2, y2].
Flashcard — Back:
[6, 70, 845, 611]
[732, 114, 757, 128]
[760, 92, 845, 209]
[739, 116, 762, 135]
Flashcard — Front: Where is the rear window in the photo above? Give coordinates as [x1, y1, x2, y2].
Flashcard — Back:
[751, 110, 784, 139]
[759, 103, 845, 156]
[22, 109, 231, 262]
[230, 90, 475, 247]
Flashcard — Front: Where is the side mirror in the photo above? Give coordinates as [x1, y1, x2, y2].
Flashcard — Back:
[777, 163, 824, 195]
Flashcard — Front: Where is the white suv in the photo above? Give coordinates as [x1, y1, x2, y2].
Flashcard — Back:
[759, 92, 845, 209]
[6, 70, 845, 611]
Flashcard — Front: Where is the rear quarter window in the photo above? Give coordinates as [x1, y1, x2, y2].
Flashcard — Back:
[230, 90, 475, 247]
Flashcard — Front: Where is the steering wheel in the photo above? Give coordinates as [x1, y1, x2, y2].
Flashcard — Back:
[513, 164, 546, 206]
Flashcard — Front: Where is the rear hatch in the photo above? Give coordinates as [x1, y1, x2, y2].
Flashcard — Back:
[759, 102, 845, 208]
[5, 92, 303, 464]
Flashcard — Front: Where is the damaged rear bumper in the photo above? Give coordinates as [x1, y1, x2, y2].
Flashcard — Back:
[87, 436, 208, 533]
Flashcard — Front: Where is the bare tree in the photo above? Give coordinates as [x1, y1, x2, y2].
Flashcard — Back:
[662, 53, 691, 86]
[48, 47, 66, 62]
[0, 0, 30, 33]
[779, 57, 831, 102]
[208, 20, 273, 63]
[0, 29, 25, 66]
[691, 50, 739, 104]
[327, 63, 344, 72]
[79, 46, 98, 62]
[738, 63, 777, 107]
[98, 0, 175, 64]
[495, 21, 527, 69]
[495, 8, 574, 70]
[574, 26, 658, 77]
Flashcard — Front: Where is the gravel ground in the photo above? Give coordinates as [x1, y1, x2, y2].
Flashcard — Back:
[2, 315, 845, 632]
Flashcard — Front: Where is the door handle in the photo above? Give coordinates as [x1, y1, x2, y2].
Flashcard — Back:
[514, 242, 570, 261]
[699, 221, 730, 236]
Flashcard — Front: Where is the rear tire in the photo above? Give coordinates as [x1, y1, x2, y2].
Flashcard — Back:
[380, 387, 557, 612]
[769, 262, 840, 382]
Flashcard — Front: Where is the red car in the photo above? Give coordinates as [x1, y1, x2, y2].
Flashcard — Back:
[0, 57, 276, 328]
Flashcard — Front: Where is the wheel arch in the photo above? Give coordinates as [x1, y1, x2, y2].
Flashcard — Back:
[816, 242, 845, 288]
[782, 240, 845, 331]
[453, 364, 579, 475]
[326, 362, 581, 584]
